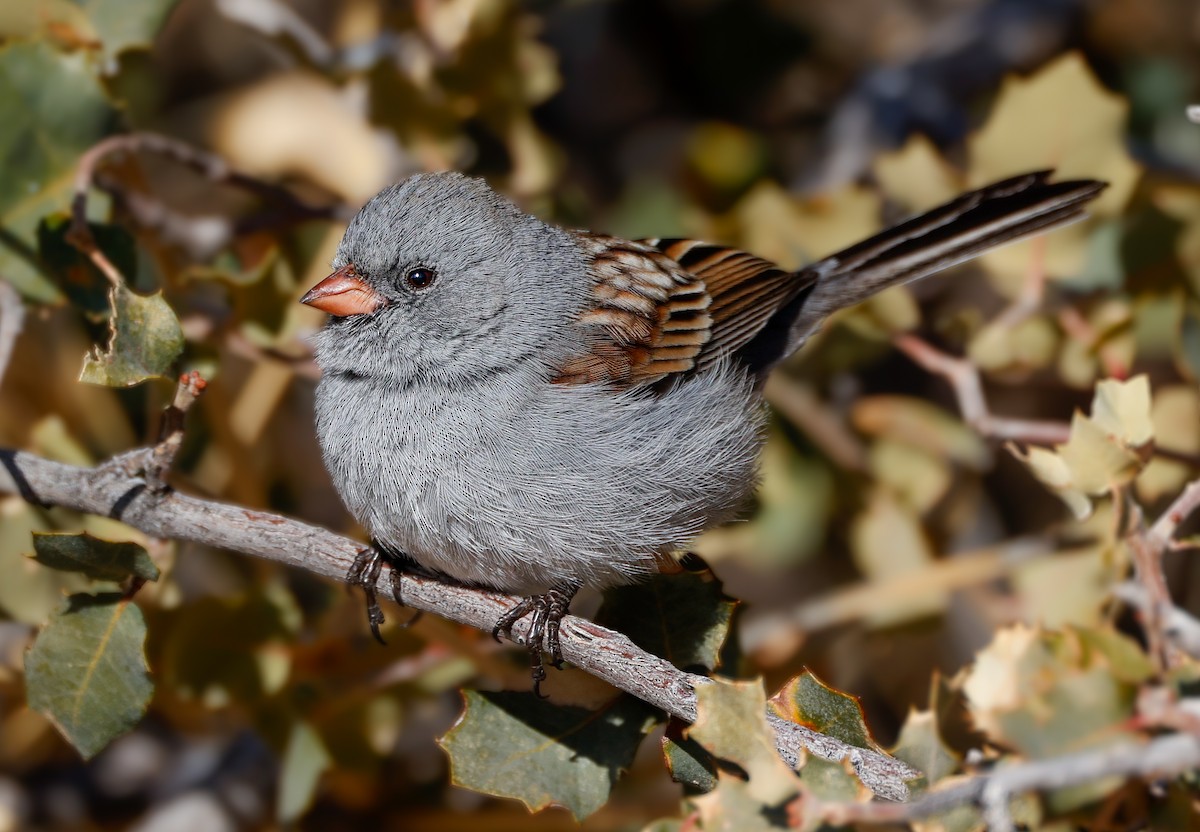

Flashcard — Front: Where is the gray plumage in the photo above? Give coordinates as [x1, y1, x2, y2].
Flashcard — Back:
[308, 170, 1104, 597]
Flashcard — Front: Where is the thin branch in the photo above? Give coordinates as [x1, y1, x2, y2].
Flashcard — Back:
[818, 732, 1200, 830]
[0, 446, 918, 802]
[894, 334, 1200, 466]
[72, 133, 350, 260]
[893, 333, 1071, 445]
[0, 279, 24, 388]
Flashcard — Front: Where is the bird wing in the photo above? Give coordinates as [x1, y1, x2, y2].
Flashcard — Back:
[553, 171, 1106, 389]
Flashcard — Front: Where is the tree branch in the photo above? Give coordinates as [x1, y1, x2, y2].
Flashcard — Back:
[0, 445, 918, 802]
[819, 731, 1200, 831]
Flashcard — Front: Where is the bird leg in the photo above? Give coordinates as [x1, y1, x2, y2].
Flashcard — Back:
[346, 541, 426, 644]
[492, 582, 580, 698]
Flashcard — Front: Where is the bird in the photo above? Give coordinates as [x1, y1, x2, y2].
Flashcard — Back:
[301, 169, 1105, 695]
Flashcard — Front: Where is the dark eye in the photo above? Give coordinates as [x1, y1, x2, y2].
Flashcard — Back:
[404, 267, 437, 290]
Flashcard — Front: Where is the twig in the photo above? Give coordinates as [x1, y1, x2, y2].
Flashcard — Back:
[894, 334, 1200, 466]
[0, 279, 24, 388]
[893, 334, 1071, 445]
[1120, 478, 1200, 670]
[146, 372, 208, 491]
[1115, 582, 1200, 661]
[72, 133, 349, 260]
[818, 732, 1200, 829]
[0, 446, 918, 802]
[992, 236, 1047, 330]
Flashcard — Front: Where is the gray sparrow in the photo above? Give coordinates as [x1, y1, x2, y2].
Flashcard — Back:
[302, 170, 1104, 694]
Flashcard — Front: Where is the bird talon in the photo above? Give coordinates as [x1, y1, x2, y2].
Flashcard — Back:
[492, 583, 580, 696]
[346, 542, 423, 643]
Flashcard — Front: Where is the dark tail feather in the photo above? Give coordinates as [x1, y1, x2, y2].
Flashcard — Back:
[782, 171, 1107, 358]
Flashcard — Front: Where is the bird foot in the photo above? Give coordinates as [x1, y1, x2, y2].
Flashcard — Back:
[346, 542, 425, 644]
[492, 583, 580, 698]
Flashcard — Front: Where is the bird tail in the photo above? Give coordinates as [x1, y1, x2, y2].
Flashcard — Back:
[783, 171, 1107, 356]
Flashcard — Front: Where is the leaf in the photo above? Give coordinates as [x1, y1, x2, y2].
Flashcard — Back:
[690, 679, 798, 805]
[32, 532, 159, 583]
[1009, 375, 1155, 518]
[80, 283, 184, 386]
[0, 498, 90, 624]
[73, 0, 182, 63]
[1090, 375, 1154, 447]
[968, 53, 1140, 294]
[891, 710, 960, 787]
[873, 134, 961, 213]
[439, 690, 655, 820]
[160, 594, 295, 706]
[0, 40, 118, 302]
[276, 721, 331, 825]
[25, 592, 153, 759]
[767, 671, 875, 751]
[691, 774, 787, 832]
[662, 724, 717, 795]
[962, 624, 1148, 787]
[597, 569, 735, 672]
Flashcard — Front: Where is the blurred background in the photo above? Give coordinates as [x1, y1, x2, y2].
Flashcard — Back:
[1, 0, 1200, 828]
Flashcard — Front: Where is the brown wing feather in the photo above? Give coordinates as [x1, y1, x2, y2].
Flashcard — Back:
[552, 236, 714, 387]
[645, 238, 807, 371]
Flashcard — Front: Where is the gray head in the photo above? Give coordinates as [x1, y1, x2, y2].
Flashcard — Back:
[303, 172, 587, 385]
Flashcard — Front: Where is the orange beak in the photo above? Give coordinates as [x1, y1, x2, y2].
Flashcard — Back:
[300, 264, 387, 317]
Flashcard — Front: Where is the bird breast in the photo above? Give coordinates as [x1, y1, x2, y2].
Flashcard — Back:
[314, 362, 764, 594]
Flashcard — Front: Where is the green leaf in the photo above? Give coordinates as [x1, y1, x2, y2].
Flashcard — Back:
[73, 0, 183, 63]
[0, 40, 118, 303]
[80, 283, 184, 386]
[32, 532, 159, 582]
[439, 690, 655, 820]
[662, 723, 717, 795]
[25, 592, 153, 759]
[768, 671, 876, 751]
[597, 568, 735, 672]
[276, 721, 332, 825]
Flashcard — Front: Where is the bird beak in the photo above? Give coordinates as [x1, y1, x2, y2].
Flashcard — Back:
[300, 264, 387, 317]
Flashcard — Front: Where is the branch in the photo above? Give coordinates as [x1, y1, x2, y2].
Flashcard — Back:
[0, 445, 918, 802]
[894, 334, 1200, 466]
[893, 333, 1071, 446]
[819, 732, 1200, 831]
[71, 132, 351, 260]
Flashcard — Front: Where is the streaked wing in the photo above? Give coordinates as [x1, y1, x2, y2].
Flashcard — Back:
[552, 236, 713, 387]
[643, 238, 811, 373]
[554, 170, 1106, 389]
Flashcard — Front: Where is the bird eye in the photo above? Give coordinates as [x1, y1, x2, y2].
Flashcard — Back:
[404, 267, 437, 290]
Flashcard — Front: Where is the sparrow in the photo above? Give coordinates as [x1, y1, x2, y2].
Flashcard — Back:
[302, 169, 1104, 694]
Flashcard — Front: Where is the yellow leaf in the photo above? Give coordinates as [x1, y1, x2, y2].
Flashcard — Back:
[968, 53, 1141, 293]
[1089, 375, 1153, 447]
[873, 134, 961, 212]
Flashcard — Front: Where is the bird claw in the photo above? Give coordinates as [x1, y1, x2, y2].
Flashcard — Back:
[492, 583, 580, 698]
[346, 543, 423, 643]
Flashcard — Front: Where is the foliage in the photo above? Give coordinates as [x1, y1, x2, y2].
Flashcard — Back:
[2, 0, 1200, 829]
